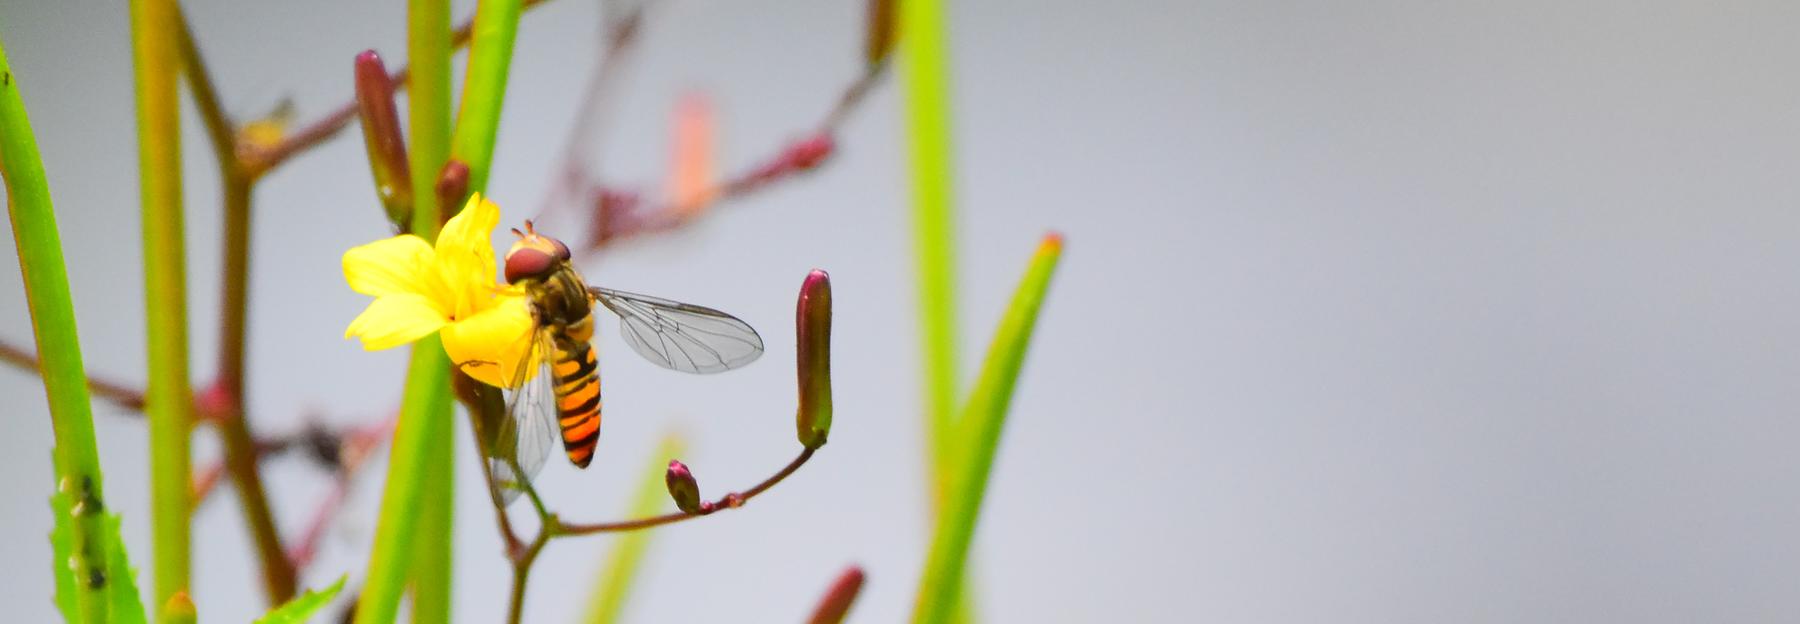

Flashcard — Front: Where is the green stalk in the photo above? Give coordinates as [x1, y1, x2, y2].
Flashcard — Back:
[899, 0, 961, 502]
[408, 428, 454, 624]
[898, 1, 981, 620]
[911, 235, 1063, 624]
[357, 3, 457, 622]
[354, 337, 453, 624]
[408, 0, 452, 224]
[0, 36, 120, 624]
[583, 435, 686, 624]
[130, 0, 194, 613]
[404, 2, 456, 622]
[449, 0, 524, 194]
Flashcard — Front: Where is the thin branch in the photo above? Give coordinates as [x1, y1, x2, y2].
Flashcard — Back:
[555, 446, 816, 535]
[582, 62, 889, 249]
[239, 0, 552, 177]
[173, 9, 296, 602]
[0, 341, 147, 411]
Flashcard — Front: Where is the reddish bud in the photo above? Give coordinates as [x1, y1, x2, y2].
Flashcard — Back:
[161, 591, 197, 624]
[436, 160, 471, 225]
[666, 459, 702, 513]
[806, 566, 867, 624]
[353, 50, 413, 231]
[788, 134, 835, 171]
[796, 269, 834, 448]
[864, 0, 896, 65]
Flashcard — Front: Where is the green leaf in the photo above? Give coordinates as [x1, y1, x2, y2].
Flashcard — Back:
[911, 234, 1063, 624]
[49, 489, 77, 622]
[256, 576, 348, 624]
[102, 511, 148, 624]
[50, 479, 150, 624]
[584, 435, 686, 624]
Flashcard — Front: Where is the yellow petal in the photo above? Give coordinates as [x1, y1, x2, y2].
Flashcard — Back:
[437, 193, 502, 318]
[345, 292, 449, 351]
[441, 293, 536, 388]
[343, 235, 438, 297]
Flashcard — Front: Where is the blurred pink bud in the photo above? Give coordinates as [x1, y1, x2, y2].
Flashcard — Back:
[666, 459, 702, 513]
[865, 0, 895, 65]
[806, 566, 867, 624]
[353, 50, 412, 231]
[796, 269, 833, 448]
[667, 93, 717, 219]
[788, 134, 835, 171]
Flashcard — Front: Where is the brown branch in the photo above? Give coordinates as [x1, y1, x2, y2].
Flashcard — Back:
[174, 10, 298, 603]
[583, 62, 889, 249]
[239, 0, 552, 177]
[555, 446, 816, 535]
[0, 341, 147, 411]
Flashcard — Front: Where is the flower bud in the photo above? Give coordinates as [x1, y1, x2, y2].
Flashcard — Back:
[665, 459, 701, 513]
[436, 160, 471, 226]
[806, 566, 866, 624]
[796, 269, 833, 448]
[353, 50, 413, 231]
[864, 0, 895, 65]
[161, 591, 197, 624]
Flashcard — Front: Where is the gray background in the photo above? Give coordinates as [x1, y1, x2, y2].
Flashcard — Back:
[4, 1, 1800, 622]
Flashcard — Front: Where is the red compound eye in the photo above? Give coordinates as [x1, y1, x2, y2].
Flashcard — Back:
[504, 247, 556, 284]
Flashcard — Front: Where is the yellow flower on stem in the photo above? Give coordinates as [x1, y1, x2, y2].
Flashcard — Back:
[343, 193, 535, 388]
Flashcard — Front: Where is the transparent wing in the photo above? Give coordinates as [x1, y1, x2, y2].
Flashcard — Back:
[490, 330, 560, 506]
[589, 286, 764, 374]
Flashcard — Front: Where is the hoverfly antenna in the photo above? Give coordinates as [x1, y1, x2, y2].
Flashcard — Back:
[510, 227, 525, 238]
[523, 219, 537, 235]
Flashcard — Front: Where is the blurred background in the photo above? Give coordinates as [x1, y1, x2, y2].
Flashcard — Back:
[5, 0, 1800, 621]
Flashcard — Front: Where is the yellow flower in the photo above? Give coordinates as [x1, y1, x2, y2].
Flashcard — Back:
[343, 193, 535, 388]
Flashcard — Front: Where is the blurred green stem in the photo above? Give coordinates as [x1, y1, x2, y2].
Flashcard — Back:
[355, 2, 459, 622]
[899, 0, 961, 507]
[131, 0, 195, 613]
[583, 436, 686, 624]
[0, 34, 116, 624]
[912, 235, 1063, 624]
[173, 10, 297, 603]
[449, 0, 523, 194]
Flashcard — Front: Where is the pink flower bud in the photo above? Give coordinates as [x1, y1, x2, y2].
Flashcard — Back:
[796, 269, 833, 448]
[665, 459, 702, 513]
[436, 160, 471, 225]
[806, 566, 867, 624]
[353, 50, 412, 231]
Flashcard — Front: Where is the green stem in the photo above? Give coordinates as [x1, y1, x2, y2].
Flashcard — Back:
[0, 35, 115, 624]
[911, 235, 1063, 624]
[405, 4, 455, 619]
[583, 435, 686, 624]
[409, 0, 453, 226]
[131, 0, 194, 612]
[354, 337, 454, 624]
[355, 3, 458, 621]
[449, 0, 524, 194]
[899, 0, 961, 504]
[408, 428, 454, 624]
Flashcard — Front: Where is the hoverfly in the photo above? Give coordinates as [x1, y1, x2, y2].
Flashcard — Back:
[485, 222, 763, 503]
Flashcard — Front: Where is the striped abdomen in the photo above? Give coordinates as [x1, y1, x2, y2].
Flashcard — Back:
[552, 314, 601, 467]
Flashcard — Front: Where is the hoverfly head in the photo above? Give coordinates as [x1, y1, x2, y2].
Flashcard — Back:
[504, 220, 572, 284]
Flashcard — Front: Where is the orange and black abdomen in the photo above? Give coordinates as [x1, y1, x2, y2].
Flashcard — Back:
[552, 320, 601, 467]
